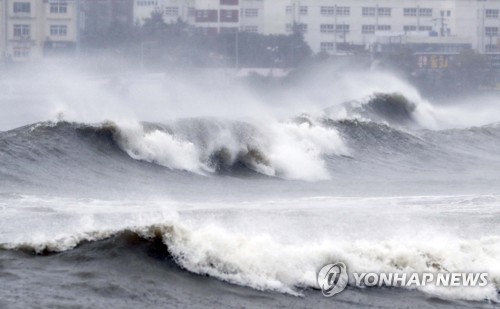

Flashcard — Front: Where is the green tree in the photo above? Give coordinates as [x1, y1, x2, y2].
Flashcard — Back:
[449, 49, 494, 91]
[140, 11, 169, 40]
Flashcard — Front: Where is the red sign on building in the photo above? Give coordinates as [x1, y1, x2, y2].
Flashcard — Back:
[220, 0, 239, 5]
[195, 10, 218, 23]
[220, 10, 238, 22]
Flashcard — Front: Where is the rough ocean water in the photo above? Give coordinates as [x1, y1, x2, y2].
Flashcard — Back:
[1, 69, 500, 308]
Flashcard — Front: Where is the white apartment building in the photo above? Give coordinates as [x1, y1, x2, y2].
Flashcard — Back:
[477, 1, 500, 53]
[134, 0, 194, 25]
[274, 0, 500, 54]
[134, 0, 264, 33]
[132, 0, 500, 54]
[0, 1, 5, 60]
[0, 0, 78, 62]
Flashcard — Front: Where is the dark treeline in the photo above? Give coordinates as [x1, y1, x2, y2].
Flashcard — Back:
[82, 12, 311, 69]
[80, 12, 498, 99]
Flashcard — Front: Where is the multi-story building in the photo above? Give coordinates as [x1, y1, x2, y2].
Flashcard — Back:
[0, 1, 5, 61]
[134, 0, 194, 25]
[2, 0, 499, 63]
[259, 0, 471, 54]
[131, 0, 500, 55]
[0, 0, 78, 62]
[133, 0, 264, 33]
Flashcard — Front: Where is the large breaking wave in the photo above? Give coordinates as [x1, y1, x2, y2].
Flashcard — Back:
[2, 206, 499, 302]
[0, 117, 348, 182]
[114, 117, 348, 180]
[2, 68, 500, 306]
[2, 91, 500, 186]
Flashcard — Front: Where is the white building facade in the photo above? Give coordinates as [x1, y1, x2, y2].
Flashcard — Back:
[132, 0, 500, 54]
[0, 1, 5, 60]
[0, 0, 78, 62]
[250, 0, 500, 54]
[133, 0, 264, 33]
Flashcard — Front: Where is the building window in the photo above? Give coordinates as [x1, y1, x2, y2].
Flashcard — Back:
[486, 9, 499, 19]
[377, 8, 391, 17]
[221, 9, 238, 22]
[220, 27, 237, 33]
[13, 47, 30, 58]
[164, 7, 179, 16]
[320, 24, 335, 33]
[377, 25, 391, 31]
[13, 2, 30, 13]
[419, 25, 432, 32]
[286, 23, 307, 33]
[404, 25, 417, 32]
[362, 7, 375, 16]
[419, 8, 432, 17]
[320, 6, 334, 16]
[300, 6, 308, 16]
[486, 44, 498, 52]
[321, 6, 349, 16]
[286, 6, 292, 15]
[50, 25, 68, 36]
[50, 3, 68, 14]
[244, 8, 258, 17]
[195, 9, 218, 22]
[136, 1, 158, 6]
[320, 42, 334, 52]
[404, 8, 417, 16]
[336, 7, 350, 16]
[242, 26, 258, 33]
[220, 0, 238, 5]
[336, 24, 350, 33]
[485, 27, 499, 36]
[362, 25, 375, 34]
[13, 24, 30, 37]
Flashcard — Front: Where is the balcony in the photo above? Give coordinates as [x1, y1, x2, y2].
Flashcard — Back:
[9, 12, 34, 20]
[10, 36, 36, 46]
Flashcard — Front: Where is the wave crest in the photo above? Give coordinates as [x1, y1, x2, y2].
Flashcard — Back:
[111, 119, 348, 181]
[2, 221, 499, 302]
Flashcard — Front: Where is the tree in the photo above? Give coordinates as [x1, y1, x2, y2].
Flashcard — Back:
[288, 23, 312, 65]
[449, 49, 495, 91]
[140, 11, 169, 40]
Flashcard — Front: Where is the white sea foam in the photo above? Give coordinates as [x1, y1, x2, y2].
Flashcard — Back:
[3, 218, 498, 301]
[2, 64, 500, 133]
[152, 222, 500, 301]
[116, 122, 208, 174]
[112, 119, 348, 181]
[1, 195, 499, 302]
[265, 121, 348, 180]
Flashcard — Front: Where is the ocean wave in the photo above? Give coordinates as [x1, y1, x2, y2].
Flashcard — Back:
[2, 108, 500, 186]
[1, 221, 498, 302]
[10, 118, 348, 181]
[324, 92, 418, 127]
[114, 118, 349, 181]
